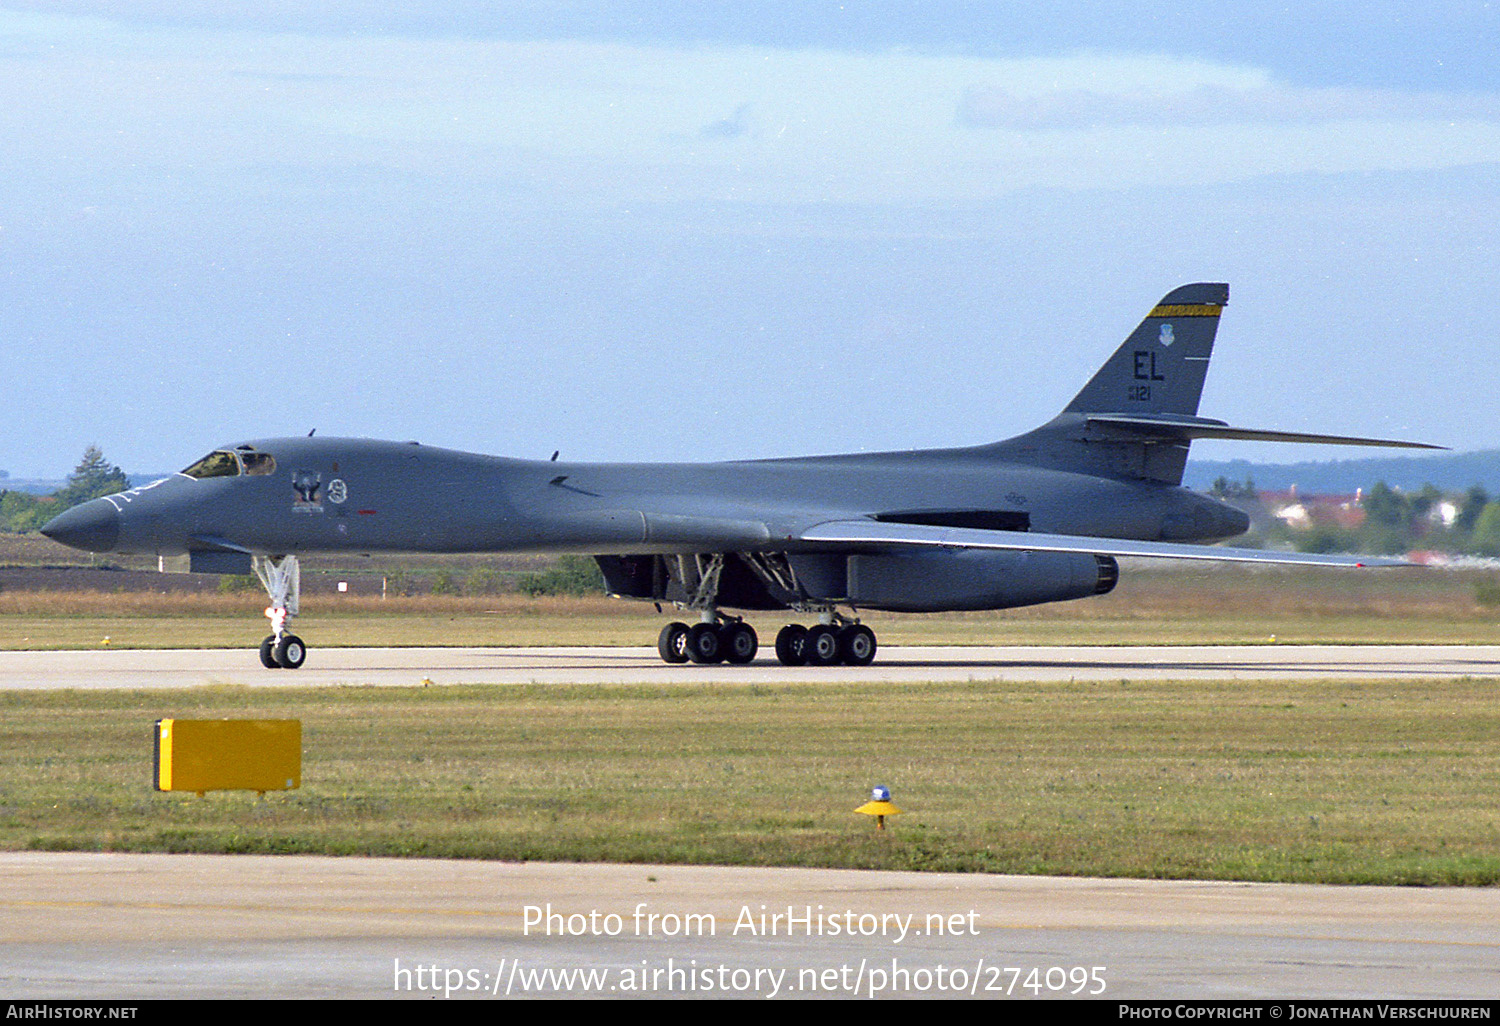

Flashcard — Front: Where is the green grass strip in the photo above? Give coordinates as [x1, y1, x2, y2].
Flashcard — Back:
[2, 677, 1497, 884]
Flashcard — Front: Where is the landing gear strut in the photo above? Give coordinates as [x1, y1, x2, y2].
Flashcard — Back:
[254, 554, 306, 669]
[649, 552, 880, 667]
[653, 554, 760, 666]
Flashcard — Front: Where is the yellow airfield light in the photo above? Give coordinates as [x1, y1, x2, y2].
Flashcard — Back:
[855, 784, 903, 830]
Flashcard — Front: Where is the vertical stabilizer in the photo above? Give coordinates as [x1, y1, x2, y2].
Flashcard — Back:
[1063, 282, 1228, 417]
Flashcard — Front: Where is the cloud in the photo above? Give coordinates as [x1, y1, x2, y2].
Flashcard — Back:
[1, 11, 1499, 208]
[701, 103, 753, 139]
[959, 83, 1500, 130]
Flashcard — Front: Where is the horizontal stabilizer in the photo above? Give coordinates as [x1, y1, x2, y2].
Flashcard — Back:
[800, 519, 1410, 568]
[1084, 414, 1445, 450]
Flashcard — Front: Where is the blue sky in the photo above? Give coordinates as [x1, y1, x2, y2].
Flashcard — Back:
[2, 3, 1497, 477]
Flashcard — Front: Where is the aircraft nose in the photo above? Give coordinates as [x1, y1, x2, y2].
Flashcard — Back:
[40, 499, 120, 552]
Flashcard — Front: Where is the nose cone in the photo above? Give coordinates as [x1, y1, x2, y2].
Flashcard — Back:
[41, 499, 120, 552]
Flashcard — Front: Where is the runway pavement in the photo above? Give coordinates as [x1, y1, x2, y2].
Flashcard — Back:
[3, 643, 1500, 689]
[3, 852, 1498, 1000]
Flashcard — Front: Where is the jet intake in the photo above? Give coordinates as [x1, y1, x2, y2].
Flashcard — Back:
[189, 549, 254, 575]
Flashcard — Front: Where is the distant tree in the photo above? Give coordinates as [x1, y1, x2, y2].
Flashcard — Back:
[1209, 476, 1256, 499]
[53, 445, 129, 509]
[465, 566, 503, 595]
[1360, 481, 1408, 528]
[518, 555, 604, 597]
[1409, 483, 1441, 521]
[0, 490, 54, 533]
[1470, 503, 1500, 557]
[1456, 485, 1490, 536]
[1295, 524, 1362, 555]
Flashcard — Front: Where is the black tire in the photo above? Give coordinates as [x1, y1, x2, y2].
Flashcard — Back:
[685, 623, 724, 664]
[274, 634, 307, 669]
[259, 635, 280, 669]
[839, 624, 877, 666]
[774, 624, 808, 666]
[657, 622, 690, 664]
[804, 624, 842, 666]
[722, 622, 758, 664]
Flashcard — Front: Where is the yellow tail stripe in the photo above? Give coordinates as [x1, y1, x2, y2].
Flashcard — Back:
[1149, 304, 1223, 318]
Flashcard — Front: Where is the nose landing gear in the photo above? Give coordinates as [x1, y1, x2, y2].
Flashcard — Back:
[254, 554, 307, 669]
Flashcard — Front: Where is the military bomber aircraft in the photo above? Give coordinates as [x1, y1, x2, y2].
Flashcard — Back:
[41, 283, 1439, 668]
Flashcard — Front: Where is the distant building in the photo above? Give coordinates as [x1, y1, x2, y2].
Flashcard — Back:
[1261, 485, 1367, 530]
[1428, 500, 1458, 528]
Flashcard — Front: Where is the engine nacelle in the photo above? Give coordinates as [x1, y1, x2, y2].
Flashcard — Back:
[840, 549, 1117, 613]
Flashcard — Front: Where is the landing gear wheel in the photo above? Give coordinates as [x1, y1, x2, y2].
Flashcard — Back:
[722, 622, 758, 664]
[273, 634, 306, 669]
[839, 624, 877, 666]
[804, 624, 842, 666]
[657, 622, 690, 664]
[685, 623, 725, 664]
[774, 624, 808, 666]
[259, 635, 279, 669]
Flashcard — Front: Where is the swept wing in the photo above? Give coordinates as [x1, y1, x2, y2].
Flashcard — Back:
[799, 519, 1408, 568]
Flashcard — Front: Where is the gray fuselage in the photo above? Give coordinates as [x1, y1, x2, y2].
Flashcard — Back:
[86, 435, 1247, 559]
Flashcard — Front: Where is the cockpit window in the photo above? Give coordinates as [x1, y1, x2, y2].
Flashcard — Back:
[180, 450, 242, 479]
[240, 452, 277, 476]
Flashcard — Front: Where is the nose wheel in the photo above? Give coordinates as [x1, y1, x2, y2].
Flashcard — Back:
[261, 633, 307, 669]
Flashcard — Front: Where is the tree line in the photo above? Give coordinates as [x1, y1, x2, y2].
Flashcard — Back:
[1213, 476, 1500, 556]
[0, 446, 129, 532]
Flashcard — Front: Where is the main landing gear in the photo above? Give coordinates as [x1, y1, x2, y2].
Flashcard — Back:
[254, 554, 307, 669]
[649, 551, 879, 666]
[772, 620, 876, 666]
[657, 616, 759, 665]
[656, 615, 877, 667]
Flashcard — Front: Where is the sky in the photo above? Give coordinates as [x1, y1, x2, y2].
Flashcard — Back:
[1, 2, 1498, 478]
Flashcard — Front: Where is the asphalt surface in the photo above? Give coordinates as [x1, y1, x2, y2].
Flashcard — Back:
[3, 643, 1500, 689]
[4, 853, 1498, 1000]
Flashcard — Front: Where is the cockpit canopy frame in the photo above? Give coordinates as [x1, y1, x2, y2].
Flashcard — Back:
[180, 444, 276, 480]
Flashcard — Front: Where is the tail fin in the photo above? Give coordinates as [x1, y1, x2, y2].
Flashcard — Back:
[993, 281, 1438, 486]
[1063, 282, 1228, 417]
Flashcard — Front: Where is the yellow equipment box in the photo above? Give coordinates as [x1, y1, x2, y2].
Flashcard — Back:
[154, 719, 301, 794]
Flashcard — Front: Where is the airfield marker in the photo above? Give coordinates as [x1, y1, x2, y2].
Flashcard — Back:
[855, 784, 903, 831]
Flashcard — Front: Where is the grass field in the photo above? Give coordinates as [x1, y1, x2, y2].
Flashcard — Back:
[4, 561, 1500, 649]
[2, 677, 1497, 884]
